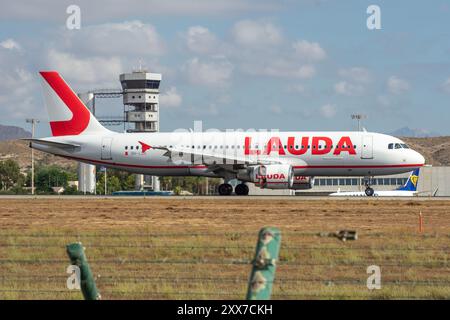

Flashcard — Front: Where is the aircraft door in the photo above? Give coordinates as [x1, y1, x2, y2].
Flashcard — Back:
[361, 135, 373, 159]
[101, 137, 113, 160]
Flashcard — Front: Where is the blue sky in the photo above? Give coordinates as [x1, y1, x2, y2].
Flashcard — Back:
[0, 0, 449, 137]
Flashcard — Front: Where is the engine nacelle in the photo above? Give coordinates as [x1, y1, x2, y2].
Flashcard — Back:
[255, 164, 294, 189]
[291, 176, 315, 190]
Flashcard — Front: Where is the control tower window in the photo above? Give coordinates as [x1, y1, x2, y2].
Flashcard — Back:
[121, 80, 160, 90]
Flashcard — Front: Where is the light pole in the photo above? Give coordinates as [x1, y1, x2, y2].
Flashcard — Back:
[26, 118, 40, 195]
[351, 114, 367, 132]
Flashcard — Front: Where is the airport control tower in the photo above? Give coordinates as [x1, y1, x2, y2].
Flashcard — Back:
[120, 69, 162, 191]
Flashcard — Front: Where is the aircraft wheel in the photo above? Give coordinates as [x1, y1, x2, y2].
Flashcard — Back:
[235, 183, 249, 196]
[218, 183, 233, 196]
[365, 187, 375, 197]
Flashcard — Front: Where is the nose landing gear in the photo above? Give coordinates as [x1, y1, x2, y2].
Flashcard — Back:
[365, 186, 375, 196]
[364, 176, 375, 196]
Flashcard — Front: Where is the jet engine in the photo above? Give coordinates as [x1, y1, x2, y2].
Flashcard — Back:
[291, 176, 315, 190]
[237, 164, 294, 189]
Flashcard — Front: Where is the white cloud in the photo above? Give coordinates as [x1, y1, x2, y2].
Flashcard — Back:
[47, 49, 123, 88]
[0, 46, 39, 120]
[184, 26, 218, 54]
[243, 60, 315, 79]
[184, 57, 233, 88]
[292, 40, 326, 61]
[319, 104, 336, 118]
[63, 21, 165, 57]
[231, 20, 283, 48]
[160, 87, 182, 108]
[387, 76, 410, 94]
[441, 77, 450, 94]
[0, 1, 280, 21]
[338, 67, 371, 83]
[334, 81, 364, 96]
[0, 39, 22, 51]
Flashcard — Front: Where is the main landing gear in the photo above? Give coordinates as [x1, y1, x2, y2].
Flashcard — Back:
[364, 177, 375, 196]
[235, 183, 249, 196]
[218, 183, 249, 196]
[218, 183, 233, 196]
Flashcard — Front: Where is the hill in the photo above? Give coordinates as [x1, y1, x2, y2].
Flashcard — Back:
[403, 136, 450, 166]
[0, 124, 31, 141]
[389, 127, 441, 138]
[0, 140, 76, 172]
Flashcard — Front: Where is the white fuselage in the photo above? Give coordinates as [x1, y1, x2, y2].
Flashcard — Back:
[33, 131, 425, 179]
[329, 190, 416, 197]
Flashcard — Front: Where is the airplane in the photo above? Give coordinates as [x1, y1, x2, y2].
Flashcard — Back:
[25, 71, 425, 196]
[329, 168, 420, 197]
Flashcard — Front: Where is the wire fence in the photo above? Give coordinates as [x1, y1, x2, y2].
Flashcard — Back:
[1, 231, 449, 300]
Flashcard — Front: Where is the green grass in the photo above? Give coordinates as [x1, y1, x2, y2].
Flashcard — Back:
[0, 229, 449, 300]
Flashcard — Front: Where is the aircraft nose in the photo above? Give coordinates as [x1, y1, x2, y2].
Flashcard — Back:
[412, 150, 425, 166]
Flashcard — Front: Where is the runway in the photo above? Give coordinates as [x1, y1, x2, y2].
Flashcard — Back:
[0, 195, 449, 201]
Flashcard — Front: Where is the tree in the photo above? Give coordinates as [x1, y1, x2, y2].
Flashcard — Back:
[96, 173, 121, 195]
[35, 165, 70, 193]
[0, 159, 21, 191]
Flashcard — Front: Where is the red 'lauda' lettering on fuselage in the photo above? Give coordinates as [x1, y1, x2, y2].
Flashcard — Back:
[256, 173, 286, 180]
[245, 136, 356, 156]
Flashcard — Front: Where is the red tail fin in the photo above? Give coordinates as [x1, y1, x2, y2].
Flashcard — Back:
[40, 71, 107, 136]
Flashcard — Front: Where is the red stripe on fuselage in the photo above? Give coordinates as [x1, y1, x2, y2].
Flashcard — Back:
[60, 154, 423, 171]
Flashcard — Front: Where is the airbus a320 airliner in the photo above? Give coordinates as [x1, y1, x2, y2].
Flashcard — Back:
[26, 71, 425, 196]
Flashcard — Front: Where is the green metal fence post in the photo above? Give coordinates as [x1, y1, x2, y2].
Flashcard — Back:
[66, 242, 101, 300]
[246, 227, 281, 300]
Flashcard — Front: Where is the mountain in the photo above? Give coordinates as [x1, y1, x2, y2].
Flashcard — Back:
[389, 127, 441, 138]
[0, 124, 31, 141]
[0, 139, 76, 172]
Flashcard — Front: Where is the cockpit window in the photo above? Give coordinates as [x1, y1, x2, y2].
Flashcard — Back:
[389, 142, 410, 150]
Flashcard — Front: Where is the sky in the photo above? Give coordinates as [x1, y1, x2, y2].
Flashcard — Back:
[0, 0, 449, 137]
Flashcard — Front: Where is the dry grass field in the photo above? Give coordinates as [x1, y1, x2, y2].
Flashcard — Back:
[0, 197, 449, 300]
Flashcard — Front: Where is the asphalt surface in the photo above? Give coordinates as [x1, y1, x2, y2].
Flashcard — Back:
[0, 195, 448, 200]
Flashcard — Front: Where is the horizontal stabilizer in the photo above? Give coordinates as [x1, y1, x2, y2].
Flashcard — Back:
[22, 138, 80, 149]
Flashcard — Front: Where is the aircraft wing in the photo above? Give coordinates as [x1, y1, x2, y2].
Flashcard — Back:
[150, 145, 283, 169]
[22, 138, 80, 150]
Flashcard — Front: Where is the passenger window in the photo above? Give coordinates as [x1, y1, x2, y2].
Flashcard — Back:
[125, 146, 128, 150]
[130, 146, 134, 150]
[388, 143, 393, 149]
